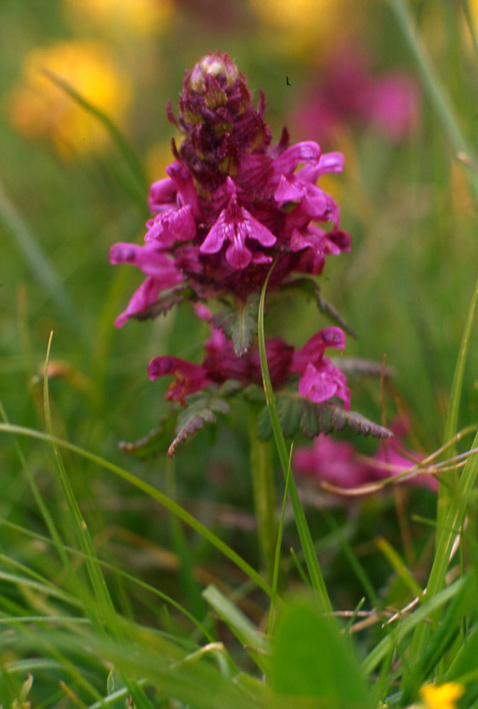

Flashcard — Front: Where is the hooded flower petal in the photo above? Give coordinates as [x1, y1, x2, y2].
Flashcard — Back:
[291, 327, 346, 372]
[272, 140, 321, 176]
[148, 356, 212, 404]
[144, 204, 196, 244]
[110, 242, 185, 282]
[148, 176, 177, 215]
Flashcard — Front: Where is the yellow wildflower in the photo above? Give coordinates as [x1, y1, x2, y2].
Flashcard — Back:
[7, 40, 131, 158]
[63, 0, 174, 38]
[419, 682, 465, 709]
[247, 0, 348, 58]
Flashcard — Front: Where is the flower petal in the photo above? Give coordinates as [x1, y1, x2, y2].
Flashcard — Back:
[148, 355, 212, 404]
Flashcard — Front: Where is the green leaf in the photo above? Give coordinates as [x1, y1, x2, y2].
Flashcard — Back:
[168, 389, 232, 457]
[258, 264, 332, 613]
[202, 585, 268, 674]
[271, 598, 373, 707]
[119, 417, 176, 459]
[212, 293, 260, 356]
[257, 394, 392, 441]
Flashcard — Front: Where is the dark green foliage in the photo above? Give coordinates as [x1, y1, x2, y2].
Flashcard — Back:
[257, 394, 393, 441]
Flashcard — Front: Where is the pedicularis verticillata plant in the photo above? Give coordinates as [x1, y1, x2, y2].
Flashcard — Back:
[111, 52, 390, 456]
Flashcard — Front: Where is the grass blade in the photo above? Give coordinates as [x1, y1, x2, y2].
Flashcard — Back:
[0, 179, 80, 330]
[0, 422, 272, 597]
[257, 266, 332, 614]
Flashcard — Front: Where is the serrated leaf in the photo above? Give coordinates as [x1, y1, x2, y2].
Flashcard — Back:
[298, 398, 321, 438]
[284, 277, 356, 337]
[257, 395, 392, 441]
[276, 395, 300, 438]
[168, 391, 231, 457]
[118, 416, 175, 458]
[132, 287, 190, 321]
[211, 293, 259, 356]
[315, 403, 392, 438]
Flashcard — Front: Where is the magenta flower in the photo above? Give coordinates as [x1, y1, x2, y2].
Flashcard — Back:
[291, 44, 420, 146]
[111, 52, 351, 324]
[112, 53, 361, 443]
[293, 434, 371, 490]
[200, 177, 276, 269]
[294, 420, 437, 495]
[148, 324, 350, 409]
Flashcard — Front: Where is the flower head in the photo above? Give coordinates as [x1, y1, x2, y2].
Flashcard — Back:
[112, 53, 354, 435]
[112, 52, 350, 320]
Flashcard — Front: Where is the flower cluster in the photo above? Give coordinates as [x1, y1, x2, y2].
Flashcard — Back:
[111, 52, 352, 419]
[292, 43, 420, 146]
[293, 420, 438, 495]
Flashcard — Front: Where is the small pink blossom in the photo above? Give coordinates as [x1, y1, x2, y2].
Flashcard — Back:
[294, 420, 438, 494]
[291, 44, 420, 146]
[200, 178, 276, 269]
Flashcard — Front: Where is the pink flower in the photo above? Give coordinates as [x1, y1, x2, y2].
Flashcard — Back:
[291, 44, 420, 146]
[112, 53, 354, 421]
[294, 420, 438, 494]
[293, 434, 371, 489]
[110, 243, 184, 326]
[148, 324, 349, 410]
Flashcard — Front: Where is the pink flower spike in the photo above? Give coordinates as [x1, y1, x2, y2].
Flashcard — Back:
[148, 356, 212, 405]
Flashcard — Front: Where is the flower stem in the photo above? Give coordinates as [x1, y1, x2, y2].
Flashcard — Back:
[249, 412, 277, 583]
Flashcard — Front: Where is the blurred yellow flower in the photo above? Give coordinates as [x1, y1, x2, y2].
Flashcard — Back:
[6, 40, 131, 158]
[419, 682, 465, 709]
[145, 140, 178, 185]
[247, 0, 347, 58]
[63, 0, 174, 38]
